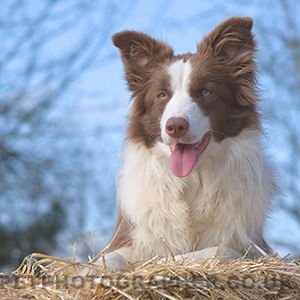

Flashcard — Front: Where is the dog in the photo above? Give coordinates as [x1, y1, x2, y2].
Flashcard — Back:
[87, 16, 277, 272]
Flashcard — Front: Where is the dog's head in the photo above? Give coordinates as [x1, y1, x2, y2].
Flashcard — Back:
[112, 16, 259, 177]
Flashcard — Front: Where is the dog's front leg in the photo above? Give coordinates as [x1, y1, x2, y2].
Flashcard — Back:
[81, 247, 133, 274]
[97, 250, 130, 271]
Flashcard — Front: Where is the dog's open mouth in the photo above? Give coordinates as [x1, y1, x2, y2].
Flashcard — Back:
[169, 132, 211, 178]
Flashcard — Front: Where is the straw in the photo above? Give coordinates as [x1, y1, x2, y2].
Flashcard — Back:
[0, 249, 299, 300]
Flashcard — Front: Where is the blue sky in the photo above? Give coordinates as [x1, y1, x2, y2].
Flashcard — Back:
[37, 0, 299, 258]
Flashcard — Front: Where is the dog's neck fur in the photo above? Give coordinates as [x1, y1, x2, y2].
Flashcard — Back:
[117, 128, 275, 261]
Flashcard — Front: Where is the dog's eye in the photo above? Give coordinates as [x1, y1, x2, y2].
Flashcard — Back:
[201, 89, 212, 96]
[157, 92, 167, 100]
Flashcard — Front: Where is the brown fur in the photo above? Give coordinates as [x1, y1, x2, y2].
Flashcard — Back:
[107, 213, 133, 252]
[193, 16, 259, 141]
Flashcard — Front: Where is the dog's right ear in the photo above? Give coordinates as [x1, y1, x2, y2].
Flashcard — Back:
[112, 31, 173, 92]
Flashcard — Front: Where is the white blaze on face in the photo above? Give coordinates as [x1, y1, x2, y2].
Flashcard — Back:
[160, 59, 210, 146]
[160, 59, 211, 178]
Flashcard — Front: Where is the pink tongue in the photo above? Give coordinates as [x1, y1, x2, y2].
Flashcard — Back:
[170, 144, 197, 177]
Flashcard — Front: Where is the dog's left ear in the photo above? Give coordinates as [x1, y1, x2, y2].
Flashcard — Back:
[199, 17, 257, 107]
[112, 31, 173, 92]
[200, 16, 255, 64]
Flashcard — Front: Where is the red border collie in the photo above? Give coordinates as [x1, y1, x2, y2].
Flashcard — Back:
[92, 16, 277, 272]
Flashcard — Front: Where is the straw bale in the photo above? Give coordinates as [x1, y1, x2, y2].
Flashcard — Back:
[0, 251, 300, 300]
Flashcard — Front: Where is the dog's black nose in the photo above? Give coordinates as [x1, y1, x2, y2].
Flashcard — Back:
[165, 117, 189, 138]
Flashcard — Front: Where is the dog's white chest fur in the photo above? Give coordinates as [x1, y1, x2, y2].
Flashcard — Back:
[117, 130, 275, 262]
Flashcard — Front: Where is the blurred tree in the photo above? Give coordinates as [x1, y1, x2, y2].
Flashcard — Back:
[0, 0, 135, 270]
[256, 0, 300, 254]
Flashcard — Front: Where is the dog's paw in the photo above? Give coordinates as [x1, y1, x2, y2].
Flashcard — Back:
[80, 251, 130, 275]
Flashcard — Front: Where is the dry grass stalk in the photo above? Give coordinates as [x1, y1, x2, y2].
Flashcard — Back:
[0, 250, 299, 300]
